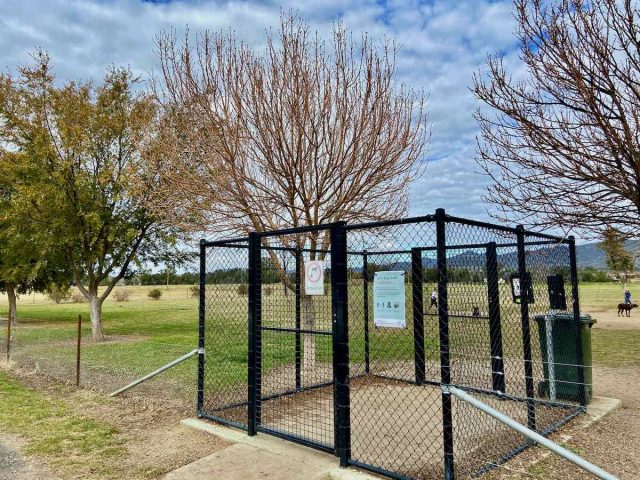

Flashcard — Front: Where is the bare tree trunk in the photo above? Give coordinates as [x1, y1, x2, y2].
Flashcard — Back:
[88, 293, 105, 342]
[6, 283, 17, 327]
[302, 295, 316, 372]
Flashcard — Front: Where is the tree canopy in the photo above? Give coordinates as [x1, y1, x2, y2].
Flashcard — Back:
[0, 149, 69, 326]
[601, 228, 637, 285]
[0, 52, 182, 340]
[147, 13, 429, 242]
[144, 13, 429, 369]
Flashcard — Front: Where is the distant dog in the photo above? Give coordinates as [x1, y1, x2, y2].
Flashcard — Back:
[618, 303, 639, 317]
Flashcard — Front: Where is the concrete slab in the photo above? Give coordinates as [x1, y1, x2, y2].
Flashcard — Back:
[586, 396, 622, 422]
[164, 443, 330, 480]
[172, 398, 621, 480]
[175, 419, 378, 480]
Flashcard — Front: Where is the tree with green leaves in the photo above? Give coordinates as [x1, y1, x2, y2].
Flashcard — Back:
[0, 151, 68, 328]
[0, 52, 182, 341]
[601, 228, 637, 288]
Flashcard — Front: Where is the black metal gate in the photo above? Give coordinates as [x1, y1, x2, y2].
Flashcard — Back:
[197, 223, 350, 461]
[197, 210, 587, 480]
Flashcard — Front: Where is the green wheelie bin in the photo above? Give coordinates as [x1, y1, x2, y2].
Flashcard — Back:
[534, 313, 596, 403]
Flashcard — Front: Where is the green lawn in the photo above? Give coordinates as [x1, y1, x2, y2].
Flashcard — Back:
[591, 330, 640, 367]
[1, 282, 638, 393]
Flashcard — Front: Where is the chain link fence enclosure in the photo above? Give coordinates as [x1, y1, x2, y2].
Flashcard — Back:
[199, 240, 250, 427]
[192, 210, 588, 479]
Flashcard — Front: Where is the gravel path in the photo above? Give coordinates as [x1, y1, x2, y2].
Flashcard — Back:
[0, 435, 51, 480]
[0, 439, 25, 480]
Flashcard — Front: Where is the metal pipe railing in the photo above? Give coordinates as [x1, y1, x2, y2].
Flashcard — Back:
[444, 385, 618, 480]
[109, 348, 200, 397]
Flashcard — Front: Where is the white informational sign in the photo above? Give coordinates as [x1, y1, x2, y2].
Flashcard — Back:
[512, 277, 521, 297]
[304, 260, 325, 296]
[373, 271, 406, 328]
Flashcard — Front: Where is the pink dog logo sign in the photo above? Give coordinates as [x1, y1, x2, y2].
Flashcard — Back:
[305, 260, 325, 295]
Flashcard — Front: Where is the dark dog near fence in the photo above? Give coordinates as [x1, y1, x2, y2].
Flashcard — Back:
[618, 303, 639, 317]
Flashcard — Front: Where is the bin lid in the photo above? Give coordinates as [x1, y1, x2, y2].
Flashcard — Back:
[533, 313, 596, 325]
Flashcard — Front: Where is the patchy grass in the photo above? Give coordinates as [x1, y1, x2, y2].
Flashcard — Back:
[579, 282, 628, 312]
[591, 329, 640, 367]
[0, 370, 125, 477]
[0, 282, 637, 479]
[0, 369, 229, 479]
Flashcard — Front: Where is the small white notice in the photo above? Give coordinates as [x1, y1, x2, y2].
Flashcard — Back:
[373, 271, 406, 328]
[304, 260, 325, 296]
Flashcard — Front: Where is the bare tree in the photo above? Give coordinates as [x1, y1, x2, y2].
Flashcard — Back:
[144, 13, 428, 371]
[474, 0, 640, 239]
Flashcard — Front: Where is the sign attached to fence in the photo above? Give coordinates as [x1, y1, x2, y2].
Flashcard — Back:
[304, 260, 325, 296]
[373, 271, 406, 328]
[510, 272, 535, 304]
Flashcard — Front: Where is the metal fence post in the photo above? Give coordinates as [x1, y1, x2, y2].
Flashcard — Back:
[247, 232, 262, 436]
[5, 313, 10, 363]
[331, 222, 351, 467]
[412, 248, 425, 385]
[363, 251, 370, 374]
[436, 208, 455, 480]
[569, 236, 587, 406]
[295, 248, 302, 391]
[516, 226, 537, 430]
[76, 314, 82, 387]
[197, 239, 206, 417]
[486, 242, 505, 394]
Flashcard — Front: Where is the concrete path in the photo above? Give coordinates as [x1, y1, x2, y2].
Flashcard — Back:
[164, 419, 376, 480]
[164, 443, 332, 480]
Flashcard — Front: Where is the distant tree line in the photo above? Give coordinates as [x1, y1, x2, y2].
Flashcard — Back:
[104, 264, 613, 288]
[578, 267, 614, 283]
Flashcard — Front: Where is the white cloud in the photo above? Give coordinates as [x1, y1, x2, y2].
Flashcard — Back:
[0, 0, 524, 224]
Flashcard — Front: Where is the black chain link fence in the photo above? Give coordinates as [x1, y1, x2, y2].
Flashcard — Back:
[199, 210, 587, 479]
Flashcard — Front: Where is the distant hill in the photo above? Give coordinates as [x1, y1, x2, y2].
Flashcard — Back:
[365, 241, 634, 271]
[377, 243, 610, 271]
[575, 242, 607, 269]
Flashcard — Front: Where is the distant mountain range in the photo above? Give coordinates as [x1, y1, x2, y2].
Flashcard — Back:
[574, 241, 640, 269]
[575, 242, 607, 269]
[370, 242, 622, 271]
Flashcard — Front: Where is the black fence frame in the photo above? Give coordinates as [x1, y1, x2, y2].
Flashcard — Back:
[197, 209, 587, 480]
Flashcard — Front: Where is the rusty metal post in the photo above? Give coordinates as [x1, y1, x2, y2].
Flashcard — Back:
[76, 314, 82, 387]
[5, 315, 10, 363]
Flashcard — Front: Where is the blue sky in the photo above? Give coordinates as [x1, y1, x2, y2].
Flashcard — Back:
[0, 0, 526, 223]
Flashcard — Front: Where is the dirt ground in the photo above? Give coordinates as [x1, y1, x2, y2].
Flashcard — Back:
[483, 366, 640, 479]
[590, 309, 640, 330]
[0, 371, 230, 480]
[2, 301, 638, 479]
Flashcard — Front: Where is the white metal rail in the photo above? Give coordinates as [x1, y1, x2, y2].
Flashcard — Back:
[109, 348, 201, 397]
[444, 385, 618, 480]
